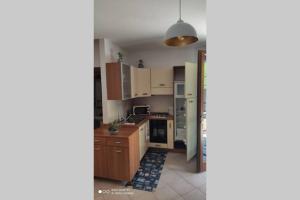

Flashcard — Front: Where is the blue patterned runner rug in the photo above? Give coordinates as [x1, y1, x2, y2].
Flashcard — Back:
[131, 148, 167, 192]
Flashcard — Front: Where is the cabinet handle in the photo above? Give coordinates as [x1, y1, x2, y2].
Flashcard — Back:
[155, 144, 161, 147]
[187, 93, 192, 96]
[142, 93, 147, 95]
[159, 84, 165, 86]
[115, 150, 122, 153]
[189, 100, 193, 103]
[114, 141, 121, 144]
[135, 93, 138, 96]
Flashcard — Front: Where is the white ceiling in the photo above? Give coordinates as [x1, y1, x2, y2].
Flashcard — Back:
[94, 0, 206, 51]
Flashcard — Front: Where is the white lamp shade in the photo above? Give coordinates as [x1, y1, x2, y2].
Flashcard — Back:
[164, 20, 198, 47]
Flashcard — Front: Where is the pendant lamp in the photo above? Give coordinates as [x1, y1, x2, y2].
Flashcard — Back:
[164, 0, 198, 47]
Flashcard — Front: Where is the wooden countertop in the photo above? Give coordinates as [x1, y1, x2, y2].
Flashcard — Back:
[94, 125, 138, 138]
[94, 115, 174, 134]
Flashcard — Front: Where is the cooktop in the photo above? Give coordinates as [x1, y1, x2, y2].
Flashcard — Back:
[125, 114, 146, 124]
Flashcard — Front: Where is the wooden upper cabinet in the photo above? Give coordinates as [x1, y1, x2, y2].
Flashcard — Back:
[185, 62, 198, 98]
[151, 68, 173, 95]
[106, 62, 132, 100]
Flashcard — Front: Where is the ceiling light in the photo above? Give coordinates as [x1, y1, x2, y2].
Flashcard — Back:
[164, 0, 198, 47]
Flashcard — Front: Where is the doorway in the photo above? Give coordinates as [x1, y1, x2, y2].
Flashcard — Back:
[197, 50, 207, 172]
[94, 67, 103, 128]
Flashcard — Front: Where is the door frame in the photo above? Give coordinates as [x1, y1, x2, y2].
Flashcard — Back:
[197, 50, 206, 172]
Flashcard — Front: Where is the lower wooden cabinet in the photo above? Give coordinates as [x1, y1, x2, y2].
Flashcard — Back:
[106, 146, 129, 181]
[94, 145, 107, 177]
[94, 130, 140, 181]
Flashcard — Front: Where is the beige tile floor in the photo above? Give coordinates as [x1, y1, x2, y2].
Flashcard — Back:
[94, 152, 206, 200]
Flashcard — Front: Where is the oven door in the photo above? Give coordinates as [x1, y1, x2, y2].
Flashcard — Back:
[150, 120, 167, 143]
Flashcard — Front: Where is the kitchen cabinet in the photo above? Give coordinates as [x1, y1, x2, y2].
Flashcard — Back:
[106, 146, 129, 180]
[151, 68, 173, 95]
[167, 120, 174, 149]
[185, 62, 198, 98]
[131, 67, 151, 98]
[145, 120, 150, 146]
[137, 68, 151, 97]
[186, 98, 197, 161]
[138, 122, 147, 161]
[131, 66, 138, 98]
[94, 145, 106, 177]
[106, 62, 132, 100]
[94, 127, 140, 181]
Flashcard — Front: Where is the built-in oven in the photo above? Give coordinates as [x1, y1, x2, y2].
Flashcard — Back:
[133, 105, 150, 115]
[150, 119, 167, 144]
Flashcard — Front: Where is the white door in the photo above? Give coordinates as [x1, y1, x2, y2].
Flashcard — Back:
[186, 98, 197, 161]
[185, 62, 197, 98]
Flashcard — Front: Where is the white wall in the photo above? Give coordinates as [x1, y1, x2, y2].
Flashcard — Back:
[127, 47, 198, 68]
[94, 39, 100, 67]
[132, 96, 173, 113]
[127, 47, 198, 112]
[96, 38, 132, 124]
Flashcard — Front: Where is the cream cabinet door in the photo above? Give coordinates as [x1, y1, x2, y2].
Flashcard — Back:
[167, 120, 174, 149]
[151, 68, 173, 88]
[143, 122, 148, 156]
[137, 68, 151, 97]
[139, 124, 146, 161]
[185, 62, 198, 98]
[145, 120, 150, 146]
[186, 98, 197, 161]
[130, 66, 138, 98]
[151, 68, 173, 95]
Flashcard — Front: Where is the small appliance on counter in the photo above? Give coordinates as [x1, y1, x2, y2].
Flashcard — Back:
[133, 105, 150, 115]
